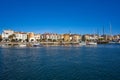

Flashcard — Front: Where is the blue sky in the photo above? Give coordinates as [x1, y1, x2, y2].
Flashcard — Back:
[0, 0, 120, 34]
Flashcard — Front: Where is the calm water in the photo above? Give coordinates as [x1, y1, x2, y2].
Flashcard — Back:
[0, 44, 120, 80]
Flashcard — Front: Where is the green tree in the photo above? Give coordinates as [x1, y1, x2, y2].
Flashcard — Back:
[0, 35, 2, 42]
[8, 34, 16, 42]
[53, 39, 57, 42]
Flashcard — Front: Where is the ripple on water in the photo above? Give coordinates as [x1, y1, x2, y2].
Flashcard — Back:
[0, 44, 120, 80]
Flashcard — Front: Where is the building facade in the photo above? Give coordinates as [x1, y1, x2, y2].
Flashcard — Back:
[14, 32, 27, 42]
[28, 32, 35, 42]
[2, 30, 14, 41]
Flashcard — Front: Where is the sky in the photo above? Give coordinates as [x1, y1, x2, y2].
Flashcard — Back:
[0, 0, 120, 35]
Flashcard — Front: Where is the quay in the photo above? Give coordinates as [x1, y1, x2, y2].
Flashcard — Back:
[0, 42, 80, 47]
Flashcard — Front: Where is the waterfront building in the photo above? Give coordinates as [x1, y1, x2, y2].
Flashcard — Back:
[51, 33, 58, 41]
[98, 36, 104, 41]
[14, 32, 27, 42]
[71, 34, 81, 42]
[89, 34, 98, 41]
[101, 35, 108, 41]
[2, 30, 14, 41]
[107, 35, 113, 41]
[28, 32, 36, 42]
[57, 34, 61, 41]
[34, 34, 41, 42]
[113, 35, 119, 40]
[58, 34, 64, 42]
[82, 34, 90, 41]
[63, 34, 70, 42]
[41, 33, 50, 42]
[118, 35, 120, 40]
[41, 33, 60, 42]
[60, 34, 64, 40]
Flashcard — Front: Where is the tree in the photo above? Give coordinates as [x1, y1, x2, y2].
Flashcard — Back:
[31, 39, 34, 42]
[8, 34, 16, 42]
[48, 39, 52, 42]
[19, 39, 22, 42]
[41, 39, 45, 42]
[0, 35, 2, 42]
[82, 35, 86, 41]
[25, 39, 29, 42]
[11, 39, 16, 42]
[36, 39, 40, 42]
[53, 39, 57, 42]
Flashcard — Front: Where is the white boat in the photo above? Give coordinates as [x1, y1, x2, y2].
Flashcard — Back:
[19, 44, 26, 47]
[109, 41, 116, 44]
[87, 42, 97, 45]
[79, 41, 86, 46]
[32, 43, 42, 47]
[1, 44, 10, 48]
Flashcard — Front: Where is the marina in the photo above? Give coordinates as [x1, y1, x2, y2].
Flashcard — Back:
[0, 0, 120, 80]
[0, 41, 120, 48]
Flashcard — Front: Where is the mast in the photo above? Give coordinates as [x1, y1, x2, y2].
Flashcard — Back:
[110, 23, 112, 36]
[103, 26, 105, 35]
[69, 30, 71, 35]
[97, 28, 99, 36]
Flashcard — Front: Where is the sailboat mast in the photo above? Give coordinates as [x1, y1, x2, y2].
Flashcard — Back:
[110, 23, 112, 36]
[103, 26, 105, 35]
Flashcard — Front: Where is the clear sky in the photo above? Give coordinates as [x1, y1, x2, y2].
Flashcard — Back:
[0, 0, 120, 34]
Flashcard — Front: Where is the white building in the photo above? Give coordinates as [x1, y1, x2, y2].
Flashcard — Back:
[41, 33, 60, 41]
[34, 34, 41, 41]
[14, 32, 27, 42]
[2, 30, 14, 40]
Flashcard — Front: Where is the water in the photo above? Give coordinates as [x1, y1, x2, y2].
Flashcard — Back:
[0, 44, 120, 80]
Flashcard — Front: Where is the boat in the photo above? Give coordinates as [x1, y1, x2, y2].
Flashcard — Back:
[109, 41, 116, 44]
[86, 42, 97, 45]
[118, 39, 120, 43]
[1, 44, 10, 48]
[19, 44, 26, 47]
[109, 39, 120, 44]
[97, 41, 109, 44]
[32, 43, 42, 47]
[79, 41, 86, 46]
[109, 40, 117, 44]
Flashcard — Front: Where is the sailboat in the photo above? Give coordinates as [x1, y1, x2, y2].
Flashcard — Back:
[97, 26, 109, 44]
[108, 23, 117, 44]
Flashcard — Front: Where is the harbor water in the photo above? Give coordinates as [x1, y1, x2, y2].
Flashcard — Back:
[0, 44, 120, 80]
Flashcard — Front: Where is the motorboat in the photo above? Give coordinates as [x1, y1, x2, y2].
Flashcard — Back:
[86, 42, 97, 45]
[79, 41, 86, 46]
[19, 44, 26, 47]
[32, 43, 42, 47]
